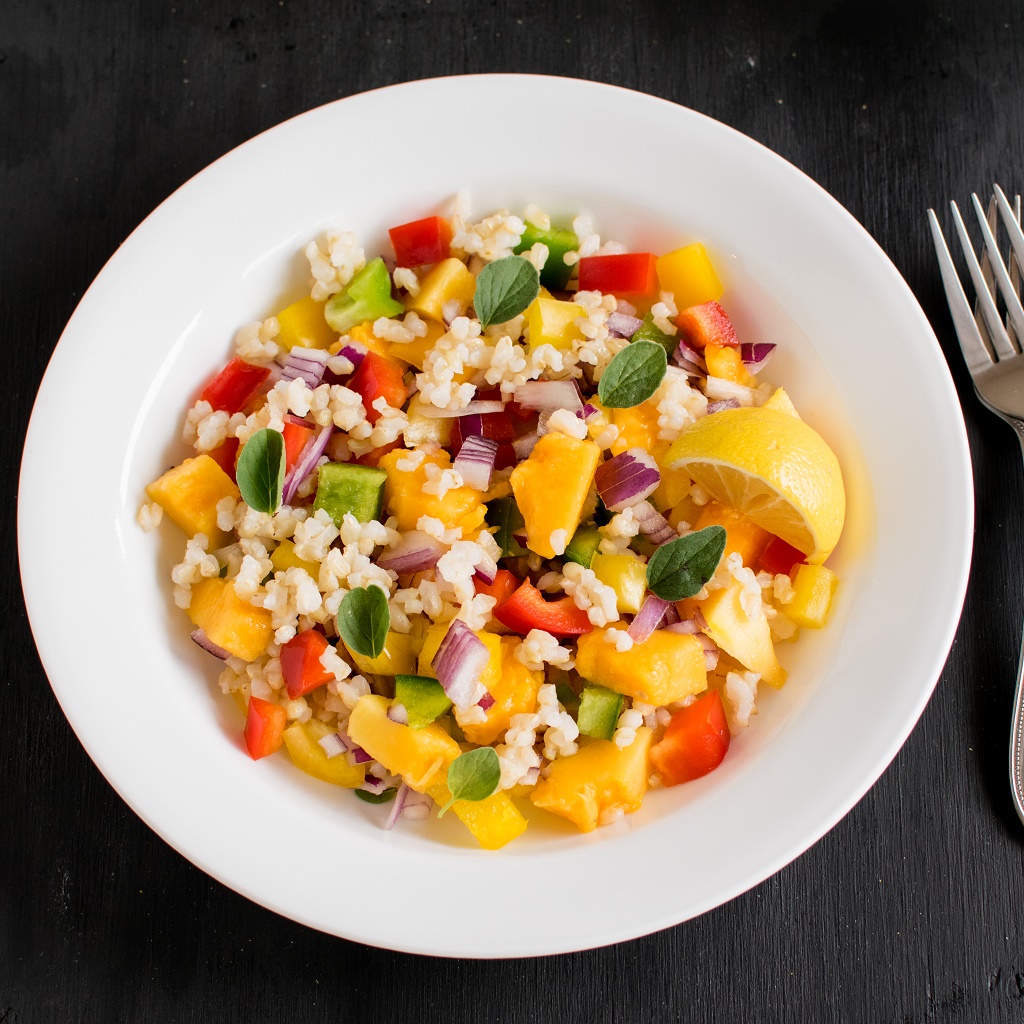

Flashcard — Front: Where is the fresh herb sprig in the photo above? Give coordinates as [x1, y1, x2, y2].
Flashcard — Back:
[474, 255, 540, 328]
[235, 428, 286, 514]
[645, 526, 727, 602]
[437, 747, 501, 817]
[597, 339, 667, 408]
[336, 585, 390, 659]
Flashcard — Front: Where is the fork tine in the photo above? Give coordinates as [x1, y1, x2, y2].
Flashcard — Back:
[928, 208, 996, 372]
[978, 196, 999, 344]
[993, 184, 1024, 277]
[970, 193, 1024, 347]
[949, 200, 1017, 359]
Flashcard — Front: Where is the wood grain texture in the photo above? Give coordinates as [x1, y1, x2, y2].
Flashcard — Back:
[3, 0, 1024, 1021]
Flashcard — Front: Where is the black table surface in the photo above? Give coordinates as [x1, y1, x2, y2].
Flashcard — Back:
[4, 1, 1024, 1021]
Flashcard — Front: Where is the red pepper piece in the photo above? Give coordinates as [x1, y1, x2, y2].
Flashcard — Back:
[650, 690, 730, 785]
[493, 580, 593, 637]
[675, 301, 740, 351]
[244, 697, 287, 760]
[280, 629, 335, 700]
[356, 439, 404, 467]
[494, 441, 518, 470]
[281, 415, 315, 472]
[577, 253, 658, 296]
[758, 536, 806, 577]
[388, 215, 453, 267]
[474, 568, 521, 609]
[348, 351, 408, 423]
[208, 437, 240, 482]
[200, 357, 271, 414]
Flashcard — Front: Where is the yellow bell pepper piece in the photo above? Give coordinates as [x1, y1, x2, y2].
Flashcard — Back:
[693, 500, 771, 567]
[344, 631, 418, 677]
[275, 295, 339, 351]
[704, 344, 757, 387]
[387, 318, 446, 370]
[700, 578, 786, 687]
[426, 778, 527, 850]
[655, 243, 724, 309]
[591, 553, 647, 614]
[526, 296, 585, 350]
[146, 454, 239, 544]
[283, 720, 366, 787]
[406, 258, 476, 322]
[380, 448, 487, 534]
[786, 564, 838, 629]
[270, 538, 320, 578]
[187, 577, 274, 661]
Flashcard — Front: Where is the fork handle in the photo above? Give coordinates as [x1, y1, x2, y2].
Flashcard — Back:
[1009, 418, 1024, 824]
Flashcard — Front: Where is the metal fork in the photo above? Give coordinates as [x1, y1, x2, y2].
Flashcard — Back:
[929, 185, 1024, 825]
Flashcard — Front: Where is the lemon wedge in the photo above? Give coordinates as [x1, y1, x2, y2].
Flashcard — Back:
[665, 403, 846, 563]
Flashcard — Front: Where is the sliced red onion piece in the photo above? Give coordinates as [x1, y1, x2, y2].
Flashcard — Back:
[665, 618, 701, 634]
[415, 400, 507, 419]
[616, 299, 637, 316]
[594, 448, 661, 512]
[377, 530, 444, 575]
[707, 398, 742, 414]
[453, 434, 498, 491]
[348, 746, 373, 766]
[704, 650, 720, 671]
[578, 403, 600, 421]
[663, 603, 680, 626]
[387, 703, 409, 725]
[317, 731, 348, 758]
[281, 423, 334, 505]
[512, 431, 539, 459]
[434, 619, 490, 710]
[704, 376, 757, 406]
[673, 338, 708, 375]
[627, 594, 672, 643]
[514, 379, 583, 412]
[360, 775, 390, 795]
[473, 555, 498, 586]
[607, 311, 643, 338]
[384, 782, 409, 830]
[280, 346, 330, 388]
[631, 500, 677, 546]
[190, 628, 232, 661]
[740, 342, 777, 372]
[478, 692, 496, 711]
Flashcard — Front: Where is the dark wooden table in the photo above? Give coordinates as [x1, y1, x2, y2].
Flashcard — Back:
[4, 1, 1024, 1021]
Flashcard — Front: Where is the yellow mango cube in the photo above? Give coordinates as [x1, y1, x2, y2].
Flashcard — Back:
[388, 318, 446, 370]
[462, 637, 543, 745]
[283, 720, 365, 787]
[187, 577, 274, 661]
[270, 538, 320, 578]
[417, 624, 502, 687]
[575, 628, 707, 705]
[380, 449, 486, 534]
[510, 432, 601, 558]
[700, 578, 786, 687]
[655, 243, 724, 309]
[693, 500, 770, 567]
[705, 344, 757, 387]
[344, 322, 396, 362]
[526, 297, 585, 350]
[345, 630, 418, 677]
[787, 564, 838, 629]
[609, 400, 661, 455]
[531, 728, 653, 832]
[275, 295, 339, 351]
[425, 779, 528, 850]
[591, 553, 647, 614]
[146, 455, 240, 543]
[668, 495, 701, 531]
[406, 258, 476, 322]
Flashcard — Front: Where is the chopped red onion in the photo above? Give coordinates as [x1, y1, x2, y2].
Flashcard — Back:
[377, 530, 444, 575]
[317, 731, 348, 759]
[473, 555, 498, 585]
[631, 500, 677, 546]
[616, 299, 637, 316]
[578, 403, 600, 421]
[282, 423, 333, 505]
[360, 775, 390, 795]
[415, 400, 506, 419]
[190, 628, 232, 661]
[434, 619, 490, 710]
[478, 692, 496, 711]
[594, 448, 661, 512]
[704, 650, 720, 671]
[454, 434, 498, 491]
[512, 431, 539, 459]
[387, 703, 409, 725]
[384, 782, 409, 830]
[450, 413, 483, 455]
[349, 746, 373, 766]
[665, 619, 701, 634]
[740, 342, 777, 372]
[707, 399, 742, 414]
[674, 338, 707, 374]
[704, 376, 757, 406]
[521, 766, 541, 786]
[663, 603, 680, 626]
[514, 379, 583, 412]
[280, 346, 330, 388]
[627, 594, 672, 643]
[607, 311, 642, 338]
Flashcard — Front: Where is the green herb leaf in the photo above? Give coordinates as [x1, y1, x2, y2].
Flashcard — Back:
[555, 682, 581, 717]
[437, 747, 501, 817]
[474, 255, 540, 328]
[236, 427, 286, 514]
[336, 585, 390, 658]
[486, 495, 526, 557]
[645, 526, 727, 602]
[597, 339, 667, 408]
[354, 787, 397, 804]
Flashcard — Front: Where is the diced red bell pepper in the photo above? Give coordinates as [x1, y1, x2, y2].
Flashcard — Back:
[356, 439, 404, 467]
[244, 697, 287, 760]
[493, 579, 593, 637]
[280, 629, 335, 700]
[208, 437, 240, 482]
[282, 415, 315, 472]
[348, 351, 408, 423]
[474, 568, 521, 609]
[675, 301, 740, 351]
[450, 411, 517, 455]
[577, 253, 658, 297]
[494, 441, 518, 470]
[650, 690, 730, 785]
[388, 215, 453, 268]
[200, 357, 271, 414]
[758, 536, 806, 577]
[507, 398, 537, 423]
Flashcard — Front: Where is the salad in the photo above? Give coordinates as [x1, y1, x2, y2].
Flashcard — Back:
[139, 195, 846, 850]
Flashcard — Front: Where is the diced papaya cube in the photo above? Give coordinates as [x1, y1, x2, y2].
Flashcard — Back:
[705, 343, 757, 387]
[531, 728, 653, 832]
[283, 719, 366, 787]
[275, 295, 339, 351]
[388, 318, 446, 370]
[462, 637, 543, 745]
[609, 400, 661, 455]
[700, 578, 786, 687]
[693, 500, 771, 567]
[575, 628, 707, 705]
[270, 538, 320, 578]
[345, 322, 396, 362]
[525, 297, 585, 350]
[380, 448, 487, 534]
[510, 432, 601, 558]
[345, 630, 418, 677]
[188, 577, 274, 661]
[786, 564, 838, 629]
[591, 553, 647, 614]
[406, 258, 476, 322]
[146, 455, 240, 543]
[655, 243, 724, 309]
[425, 780, 528, 850]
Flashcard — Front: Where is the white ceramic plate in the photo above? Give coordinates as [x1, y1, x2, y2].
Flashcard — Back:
[18, 75, 972, 957]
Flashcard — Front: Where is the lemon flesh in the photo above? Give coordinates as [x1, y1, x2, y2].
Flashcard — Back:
[665, 406, 846, 563]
